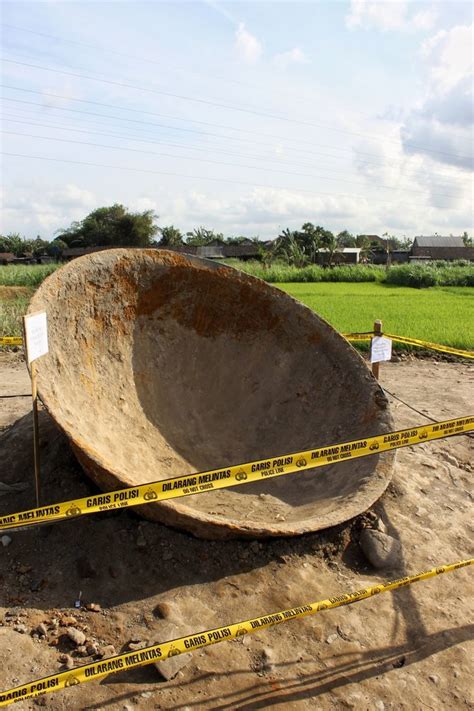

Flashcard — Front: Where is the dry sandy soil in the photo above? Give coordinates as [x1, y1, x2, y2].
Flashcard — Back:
[0, 351, 472, 711]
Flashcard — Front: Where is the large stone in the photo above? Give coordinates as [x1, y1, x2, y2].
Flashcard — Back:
[359, 529, 402, 569]
[30, 249, 395, 539]
[154, 622, 192, 681]
[66, 627, 86, 646]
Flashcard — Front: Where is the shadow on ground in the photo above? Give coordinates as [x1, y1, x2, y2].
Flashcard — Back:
[85, 624, 473, 710]
[1, 411, 365, 611]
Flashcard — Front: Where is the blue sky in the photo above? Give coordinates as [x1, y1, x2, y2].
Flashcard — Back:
[1, 0, 472, 240]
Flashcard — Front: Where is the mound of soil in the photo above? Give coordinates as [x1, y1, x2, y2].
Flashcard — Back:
[0, 354, 472, 710]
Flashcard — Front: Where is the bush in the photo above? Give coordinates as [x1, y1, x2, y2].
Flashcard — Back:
[435, 265, 474, 287]
[385, 265, 439, 288]
[224, 260, 385, 283]
[225, 259, 474, 287]
[319, 265, 382, 282]
[385, 263, 474, 288]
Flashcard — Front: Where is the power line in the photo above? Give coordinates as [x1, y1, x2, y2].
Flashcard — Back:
[1, 95, 399, 167]
[6, 113, 454, 188]
[3, 85, 472, 176]
[3, 96, 470, 183]
[1, 21, 254, 90]
[3, 129, 461, 200]
[0, 98, 379, 165]
[3, 56, 473, 162]
[5, 110, 464, 191]
[1, 84, 381, 161]
[6, 20, 470, 146]
[1, 113, 349, 172]
[2, 151, 468, 214]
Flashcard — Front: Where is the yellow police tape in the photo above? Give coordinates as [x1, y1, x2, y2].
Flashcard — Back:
[0, 558, 472, 707]
[343, 332, 474, 359]
[2, 332, 473, 359]
[0, 416, 472, 532]
[0, 336, 22, 346]
[384, 333, 474, 359]
[342, 332, 373, 341]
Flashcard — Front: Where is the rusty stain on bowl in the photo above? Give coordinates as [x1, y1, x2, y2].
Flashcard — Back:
[29, 248, 395, 539]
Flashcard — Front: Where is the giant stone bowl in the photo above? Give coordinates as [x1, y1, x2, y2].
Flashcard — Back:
[29, 249, 395, 538]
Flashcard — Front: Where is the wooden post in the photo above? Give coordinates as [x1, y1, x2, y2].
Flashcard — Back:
[371, 319, 383, 380]
[31, 360, 41, 507]
[23, 313, 48, 509]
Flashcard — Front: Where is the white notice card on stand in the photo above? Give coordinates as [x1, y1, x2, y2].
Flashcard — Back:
[24, 312, 49, 364]
[370, 335, 392, 364]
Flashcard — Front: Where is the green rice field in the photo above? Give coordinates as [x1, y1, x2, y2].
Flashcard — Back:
[0, 266, 473, 351]
[277, 282, 474, 351]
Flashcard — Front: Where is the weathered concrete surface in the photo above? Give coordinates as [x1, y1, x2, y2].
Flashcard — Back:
[29, 249, 395, 538]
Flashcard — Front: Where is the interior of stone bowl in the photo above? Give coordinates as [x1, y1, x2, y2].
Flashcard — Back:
[29, 248, 394, 538]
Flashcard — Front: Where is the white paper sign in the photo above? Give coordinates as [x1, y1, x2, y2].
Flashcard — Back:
[24, 311, 49, 364]
[370, 335, 392, 364]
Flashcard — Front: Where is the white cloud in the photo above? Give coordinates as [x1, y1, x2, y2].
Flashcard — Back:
[401, 23, 474, 169]
[204, 0, 238, 25]
[274, 47, 309, 69]
[235, 23, 263, 64]
[2, 177, 472, 240]
[421, 23, 473, 91]
[346, 1, 437, 32]
[1, 184, 97, 236]
[49, 184, 96, 209]
[412, 9, 438, 31]
[346, 0, 406, 31]
[130, 196, 158, 212]
[420, 29, 446, 57]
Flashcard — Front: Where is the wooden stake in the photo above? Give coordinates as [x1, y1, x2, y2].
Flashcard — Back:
[31, 360, 41, 507]
[23, 314, 43, 508]
[371, 319, 383, 381]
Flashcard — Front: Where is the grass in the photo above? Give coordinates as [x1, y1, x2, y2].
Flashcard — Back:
[0, 287, 34, 337]
[224, 259, 474, 287]
[277, 282, 474, 351]
[0, 264, 472, 350]
[224, 260, 385, 283]
[0, 263, 60, 287]
[0, 265, 60, 337]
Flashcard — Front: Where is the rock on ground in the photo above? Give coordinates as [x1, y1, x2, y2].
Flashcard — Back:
[154, 622, 193, 681]
[359, 529, 402, 569]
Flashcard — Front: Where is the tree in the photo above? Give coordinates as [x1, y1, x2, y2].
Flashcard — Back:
[226, 235, 253, 245]
[157, 225, 183, 247]
[57, 204, 158, 248]
[30, 236, 49, 257]
[355, 234, 371, 261]
[185, 227, 225, 246]
[318, 228, 337, 266]
[0, 233, 26, 256]
[273, 229, 308, 267]
[296, 223, 320, 262]
[336, 230, 356, 248]
[47, 238, 67, 258]
[462, 231, 472, 246]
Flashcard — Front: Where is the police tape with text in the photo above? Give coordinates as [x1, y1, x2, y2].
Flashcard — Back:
[342, 332, 474, 359]
[0, 558, 472, 707]
[0, 416, 472, 532]
[0, 336, 22, 346]
[2, 333, 473, 359]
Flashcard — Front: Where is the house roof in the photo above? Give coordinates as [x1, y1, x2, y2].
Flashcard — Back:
[317, 248, 361, 254]
[223, 243, 260, 257]
[62, 246, 117, 257]
[196, 245, 225, 258]
[414, 235, 464, 248]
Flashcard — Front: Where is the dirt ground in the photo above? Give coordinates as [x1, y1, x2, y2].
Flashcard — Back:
[0, 351, 472, 711]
